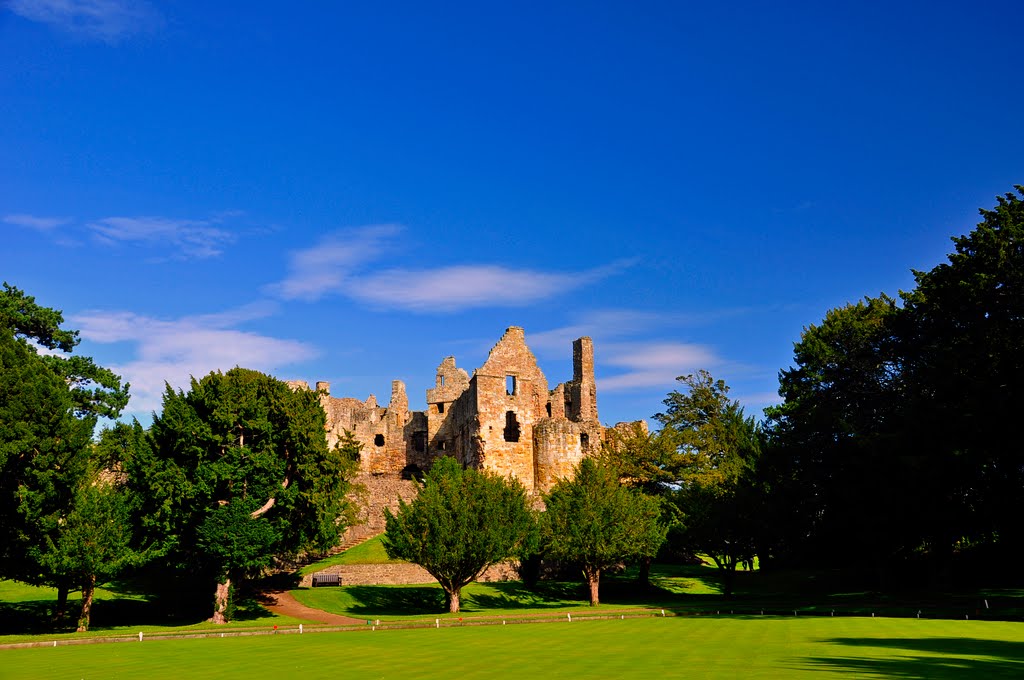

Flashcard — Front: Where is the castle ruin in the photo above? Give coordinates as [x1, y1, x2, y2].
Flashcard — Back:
[289, 326, 606, 495]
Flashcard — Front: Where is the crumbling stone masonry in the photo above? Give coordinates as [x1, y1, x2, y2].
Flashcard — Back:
[289, 327, 611, 495]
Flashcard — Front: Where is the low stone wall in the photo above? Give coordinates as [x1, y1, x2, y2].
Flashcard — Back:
[301, 561, 519, 587]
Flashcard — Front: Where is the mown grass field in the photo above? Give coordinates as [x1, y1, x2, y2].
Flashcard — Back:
[4, 616, 1024, 679]
[5, 544, 1024, 678]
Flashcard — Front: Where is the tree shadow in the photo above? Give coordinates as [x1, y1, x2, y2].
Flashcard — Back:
[0, 600, 68, 635]
[340, 585, 447, 616]
[803, 637, 1024, 679]
[465, 581, 588, 611]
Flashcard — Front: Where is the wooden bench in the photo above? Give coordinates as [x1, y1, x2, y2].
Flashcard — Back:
[311, 573, 341, 587]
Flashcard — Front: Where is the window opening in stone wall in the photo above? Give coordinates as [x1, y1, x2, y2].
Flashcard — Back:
[580, 433, 589, 449]
[374, 434, 385, 447]
[546, 402, 552, 417]
[506, 375, 517, 396]
[439, 440, 447, 451]
[504, 410, 521, 442]
[440, 375, 445, 386]
[437, 402, 445, 414]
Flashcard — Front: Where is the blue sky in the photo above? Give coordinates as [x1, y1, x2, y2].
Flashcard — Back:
[2, 1, 1022, 426]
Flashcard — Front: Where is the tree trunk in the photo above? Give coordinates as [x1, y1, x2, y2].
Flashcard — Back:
[584, 566, 601, 606]
[55, 583, 69, 622]
[637, 556, 652, 587]
[76, 574, 96, 632]
[721, 562, 737, 598]
[447, 586, 461, 614]
[212, 576, 231, 624]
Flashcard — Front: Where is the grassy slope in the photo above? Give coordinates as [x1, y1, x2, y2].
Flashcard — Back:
[299, 535, 401, 576]
[4, 617, 1024, 679]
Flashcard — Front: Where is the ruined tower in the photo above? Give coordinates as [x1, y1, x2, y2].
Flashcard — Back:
[292, 326, 611, 494]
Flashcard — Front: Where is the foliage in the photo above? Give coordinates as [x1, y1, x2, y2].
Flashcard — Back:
[382, 456, 535, 613]
[0, 284, 134, 629]
[129, 368, 358, 621]
[763, 186, 1024, 578]
[762, 297, 906, 565]
[899, 186, 1024, 562]
[658, 371, 762, 595]
[0, 330, 94, 584]
[597, 422, 682, 494]
[0, 282, 128, 419]
[541, 458, 666, 605]
[33, 458, 144, 631]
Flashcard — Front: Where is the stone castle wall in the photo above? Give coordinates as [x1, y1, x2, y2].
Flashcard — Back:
[292, 326, 619, 496]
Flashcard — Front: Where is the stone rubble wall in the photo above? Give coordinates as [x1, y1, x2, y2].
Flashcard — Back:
[301, 561, 519, 587]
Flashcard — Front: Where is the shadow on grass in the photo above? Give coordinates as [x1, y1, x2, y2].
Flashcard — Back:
[805, 637, 1024, 679]
[0, 600, 64, 635]
[465, 581, 589, 611]
[342, 585, 447, 616]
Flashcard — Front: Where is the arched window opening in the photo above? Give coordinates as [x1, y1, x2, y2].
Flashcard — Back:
[374, 434, 385, 447]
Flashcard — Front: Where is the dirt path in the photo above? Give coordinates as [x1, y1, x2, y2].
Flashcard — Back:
[261, 590, 365, 626]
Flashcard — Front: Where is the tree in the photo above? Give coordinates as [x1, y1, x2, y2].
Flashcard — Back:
[382, 456, 535, 614]
[0, 285, 130, 623]
[34, 455, 142, 632]
[761, 298, 906, 566]
[658, 371, 763, 596]
[898, 186, 1024, 569]
[0, 330, 94, 586]
[132, 368, 358, 623]
[760, 187, 1024, 581]
[597, 422, 681, 585]
[541, 458, 666, 606]
[0, 282, 128, 418]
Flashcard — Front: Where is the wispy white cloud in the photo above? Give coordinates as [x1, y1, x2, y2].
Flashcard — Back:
[73, 306, 317, 416]
[272, 225, 630, 312]
[3, 213, 72, 231]
[349, 264, 617, 312]
[528, 311, 756, 394]
[527, 310, 669, 353]
[270, 225, 402, 301]
[598, 341, 722, 391]
[7, 0, 162, 42]
[88, 215, 236, 259]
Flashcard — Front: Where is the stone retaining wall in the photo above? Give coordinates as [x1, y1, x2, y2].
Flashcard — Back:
[301, 561, 519, 587]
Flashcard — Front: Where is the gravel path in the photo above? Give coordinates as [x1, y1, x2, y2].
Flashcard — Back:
[261, 590, 365, 626]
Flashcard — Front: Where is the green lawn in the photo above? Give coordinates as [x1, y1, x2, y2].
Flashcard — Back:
[0, 580, 301, 644]
[299, 535, 401, 575]
[4, 616, 1024, 679]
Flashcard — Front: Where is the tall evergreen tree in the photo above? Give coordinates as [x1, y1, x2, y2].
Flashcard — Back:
[383, 456, 535, 614]
[542, 458, 665, 605]
[133, 368, 358, 623]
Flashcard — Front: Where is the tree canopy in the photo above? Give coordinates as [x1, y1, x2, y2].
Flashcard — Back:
[0, 282, 128, 419]
[130, 368, 358, 623]
[763, 186, 1024, 581]
[657, 371, 762, 595]
[541, 458, 665, 605]
[382, 456, 535, 613]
